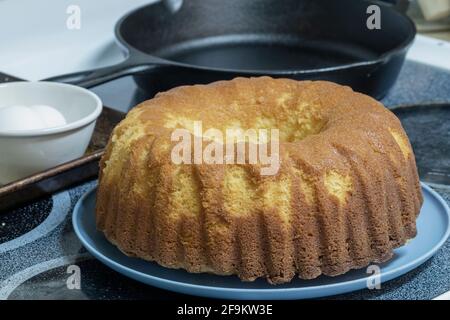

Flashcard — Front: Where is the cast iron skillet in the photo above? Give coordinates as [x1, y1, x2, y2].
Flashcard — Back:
[46, 0, 416, 99]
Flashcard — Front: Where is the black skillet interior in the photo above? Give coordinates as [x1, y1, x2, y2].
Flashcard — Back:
[47, 0, 415, 99]
[120, 0, 413, 71]
[116, 0, 415, 98]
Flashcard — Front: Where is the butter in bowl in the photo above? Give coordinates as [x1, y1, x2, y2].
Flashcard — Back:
[0, 81, 102, 185]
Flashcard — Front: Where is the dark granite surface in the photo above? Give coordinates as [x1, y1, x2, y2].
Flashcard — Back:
[383, 61, 450, 107]
[0, 60, 449, 300]
[392, 104, 450, 185]
[0, 197, 51, 243]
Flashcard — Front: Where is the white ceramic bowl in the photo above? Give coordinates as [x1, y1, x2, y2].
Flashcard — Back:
[0, 81, 102, 185]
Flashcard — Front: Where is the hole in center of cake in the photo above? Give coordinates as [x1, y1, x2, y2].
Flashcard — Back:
[164, 100, 326, 144]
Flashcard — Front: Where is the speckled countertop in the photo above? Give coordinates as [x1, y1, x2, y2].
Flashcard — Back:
[0, 60, 449, 300]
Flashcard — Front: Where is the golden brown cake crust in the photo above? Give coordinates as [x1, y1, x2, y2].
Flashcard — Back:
[96, 77, 423, 284]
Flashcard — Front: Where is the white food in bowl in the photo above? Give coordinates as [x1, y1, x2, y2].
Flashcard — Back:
[0, 105, 46, 131]
[0, 104, 66, 131]
[29, 105, 67, 128]
[0, 81, 102, 185]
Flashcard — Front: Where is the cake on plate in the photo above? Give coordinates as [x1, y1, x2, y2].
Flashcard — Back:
[96, 77, 423, 284]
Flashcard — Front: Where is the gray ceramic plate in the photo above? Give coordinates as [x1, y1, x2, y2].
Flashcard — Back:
[73, 183, 450, 300]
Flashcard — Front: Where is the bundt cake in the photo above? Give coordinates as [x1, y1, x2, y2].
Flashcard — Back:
[96, 77, 423, 284]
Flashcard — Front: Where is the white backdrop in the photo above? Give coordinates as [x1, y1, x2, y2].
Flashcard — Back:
[0, 0, 154, 80]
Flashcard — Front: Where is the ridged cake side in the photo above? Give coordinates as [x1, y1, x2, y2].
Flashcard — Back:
[96, 77, 423, 284]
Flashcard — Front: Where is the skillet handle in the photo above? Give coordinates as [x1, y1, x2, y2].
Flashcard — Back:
[43, 57, 156, 88]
